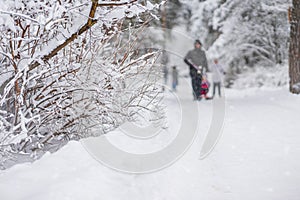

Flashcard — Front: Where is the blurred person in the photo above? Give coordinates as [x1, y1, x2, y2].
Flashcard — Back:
[200, 75, 212, 100]
[211, 58, 226, 98]
[171, 66, 178, 91]
[184, 40, 208, 100]
[161, 50, 169, 90]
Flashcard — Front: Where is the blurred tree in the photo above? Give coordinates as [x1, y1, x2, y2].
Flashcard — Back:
[289, 0, 300, 94]
[183, 0, 290, 69]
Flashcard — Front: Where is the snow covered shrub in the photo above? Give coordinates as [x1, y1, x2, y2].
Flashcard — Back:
[231, 63, 288, 89]
[0, 0, 164, 169]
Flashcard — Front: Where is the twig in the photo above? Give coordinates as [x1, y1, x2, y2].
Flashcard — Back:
[97, 0, 138, 7]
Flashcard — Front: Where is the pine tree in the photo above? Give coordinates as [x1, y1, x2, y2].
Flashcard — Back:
[289, 0, 300, 94]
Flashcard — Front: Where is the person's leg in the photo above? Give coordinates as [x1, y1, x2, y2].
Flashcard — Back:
[191, 76, 197, 99]
[172, 81, 176, 91]
[217, 82, 221, 97]
[204, 89, 209, 99]
[196, 74, 202, 99]
[213, 82, 216, 97]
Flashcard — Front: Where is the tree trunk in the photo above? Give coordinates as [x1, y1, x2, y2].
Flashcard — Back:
[289, 0, 300, 94]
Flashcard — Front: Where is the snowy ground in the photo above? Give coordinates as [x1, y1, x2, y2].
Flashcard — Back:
[0, 76, 300, 200]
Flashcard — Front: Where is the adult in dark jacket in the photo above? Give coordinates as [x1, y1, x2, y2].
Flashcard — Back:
[184, 40, 208, 100]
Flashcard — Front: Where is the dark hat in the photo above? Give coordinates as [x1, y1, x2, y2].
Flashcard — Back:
[194, 39, 202, 46]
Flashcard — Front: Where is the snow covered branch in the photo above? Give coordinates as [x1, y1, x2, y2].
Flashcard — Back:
[97, 0, 138, 7]
[0, 0, 163, 169]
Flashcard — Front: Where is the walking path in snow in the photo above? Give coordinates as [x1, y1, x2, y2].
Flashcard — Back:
[0, 77, 300, 200]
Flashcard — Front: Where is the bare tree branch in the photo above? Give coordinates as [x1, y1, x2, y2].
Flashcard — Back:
[97, 0, 138, 7]
[28, 1, 99, 71]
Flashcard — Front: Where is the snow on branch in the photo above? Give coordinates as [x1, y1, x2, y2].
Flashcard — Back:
[28, 1, 99, 72]
[0, 0, 162, 169]
[0, 10, 39, 24]
[97, 0, 138, 7]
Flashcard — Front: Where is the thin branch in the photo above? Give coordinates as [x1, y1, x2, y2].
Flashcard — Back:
[97, 0, 138, 7]
[0, 10, 40, 23]
[28, 1, 99, 71]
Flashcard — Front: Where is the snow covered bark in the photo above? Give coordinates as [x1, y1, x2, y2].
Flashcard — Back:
[289, 0, 300, 94]
[0, 0, 164, 169]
